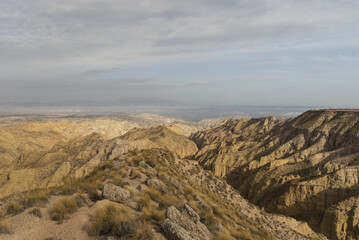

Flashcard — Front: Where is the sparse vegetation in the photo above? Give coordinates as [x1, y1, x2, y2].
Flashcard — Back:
[133, 220, 154, 240]
[0, 219, 11, 234]
[88, 203, 135, 237]
[136, 194, 150, 211]
[146, 187, 182, 209]
[0, 148, 275, 239]
[142, 207, 165, 222]
[6, 202, 23, 215]
[29, 208, 42, 218]
[50, 197, 79, 222]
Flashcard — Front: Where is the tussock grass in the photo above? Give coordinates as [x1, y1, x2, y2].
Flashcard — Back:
[0, 220, 11, 234]
[88, 203, 134, 237]
[136, 194, 151, 211]
[146, 187, 182, 209]
[6, 189, 50, 216]
[108, 175, 126, 187]
[214, 232, 235, 240]
[29, 208, 42, 218]
[130, 169, 142, 179]
[142, 207, 165, 222]
[6, 202, 23, 215]
[50, 197, 78, 222]
[134, 220, 154, 240]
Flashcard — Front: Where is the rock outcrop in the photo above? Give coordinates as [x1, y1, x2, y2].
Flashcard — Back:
[161, 205, 212, 240]
[102, 183, 131, 203]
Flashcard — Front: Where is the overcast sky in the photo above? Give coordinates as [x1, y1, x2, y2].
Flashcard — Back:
[1, 0, 359, 107]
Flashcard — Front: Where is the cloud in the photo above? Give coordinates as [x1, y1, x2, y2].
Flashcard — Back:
[1, 0, 359, 80]
[1, 0, 359, 106]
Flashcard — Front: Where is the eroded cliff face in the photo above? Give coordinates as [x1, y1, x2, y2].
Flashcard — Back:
[191, 110, 359, 239]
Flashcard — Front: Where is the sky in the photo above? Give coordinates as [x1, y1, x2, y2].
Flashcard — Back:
[1, 0, 359, 107]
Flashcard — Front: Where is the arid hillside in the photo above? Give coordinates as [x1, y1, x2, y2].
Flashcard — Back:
[0, 124, 200, 199]
[0, 148, 323, 240]
[0, 113, 221, 168]
[191, 110, 359, 239]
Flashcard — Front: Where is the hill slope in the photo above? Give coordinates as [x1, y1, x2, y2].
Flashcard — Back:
[0, 149, 323, 240]
[191, 110, 359, 239]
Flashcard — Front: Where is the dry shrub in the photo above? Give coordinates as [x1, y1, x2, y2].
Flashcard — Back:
[130, 169, 142, 179]
[134, 220, 154, 240]
[29, 208, 42, 218]
[88, 203, 135, 237]
[146, 188, 182, 209]
[136, 194, 150, 211]
[50, 197, 78, 222]
[22, 189, 50, 207]
[214, 232, 235, 240]
[108, 175, 126, 187]
[0, 220, 11, 234]
[6, 202, 23, 215]
[142, 207, 165, 222]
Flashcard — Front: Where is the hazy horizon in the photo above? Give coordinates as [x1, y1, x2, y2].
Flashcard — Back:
[1, 0, 359, 108]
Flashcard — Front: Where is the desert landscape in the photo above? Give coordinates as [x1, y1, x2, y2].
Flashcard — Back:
[0, 110, 359, 239]
[2, 0, 358, 239]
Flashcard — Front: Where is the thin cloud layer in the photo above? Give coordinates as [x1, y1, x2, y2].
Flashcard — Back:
[0, 0, 359, 105]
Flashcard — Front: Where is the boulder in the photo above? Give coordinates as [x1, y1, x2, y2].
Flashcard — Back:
[162, 205, 213, 240]
[139, 161, 157, 174]
[102, 183, 130, 203]
[146, 179, 168, 193]
[161, 219, 193, 240]
[181, 204, 200, 223]
[194, 194, 211, 211]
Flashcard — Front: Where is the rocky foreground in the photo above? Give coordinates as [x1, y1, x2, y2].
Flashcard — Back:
[0, 148, 323, 240]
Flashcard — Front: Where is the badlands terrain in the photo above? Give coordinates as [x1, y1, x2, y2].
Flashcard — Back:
[1, 110, 359, 239]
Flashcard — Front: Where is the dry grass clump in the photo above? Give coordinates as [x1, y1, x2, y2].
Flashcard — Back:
[6, 189, 51, 216]
[29, 208, 42, 218]
[212, 205, 225, 219]
[142, 207, 165, 222]
[88, 203, 135, 237]
[146, 188, 182, 209]
[108, 175, 126, 187]
[130, 169, 142, 179]
[88, 202, 154, 239]
[184, 185, 194, 196]
[136, 194, 151, 211]
[133, 220, 154, 240]
[22, 189, 50, 207]
[6, 201, 24, 216]
[50, 197, 79, 222]
[214, 232, 236, 240]
[0, 219, 11, 234]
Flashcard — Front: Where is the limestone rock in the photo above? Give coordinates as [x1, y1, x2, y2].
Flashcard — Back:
[139, 161, 157, 175]
[146, 179, 168, 193]
[161, 219, 194, 240]
[165, 205, 212, 240]
[102, 183, 130, 203]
